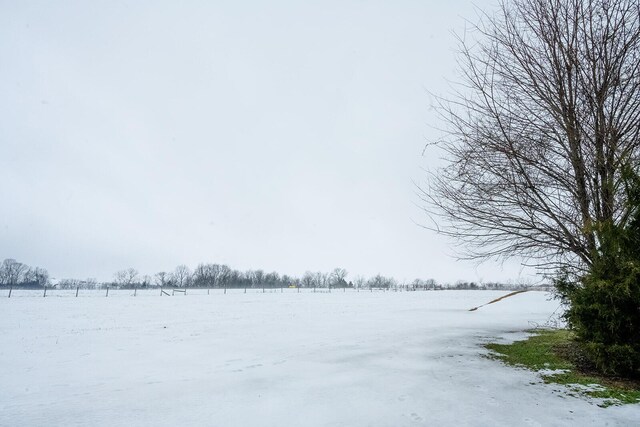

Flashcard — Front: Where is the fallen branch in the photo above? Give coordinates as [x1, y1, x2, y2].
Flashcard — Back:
[468, 290, 530, 311]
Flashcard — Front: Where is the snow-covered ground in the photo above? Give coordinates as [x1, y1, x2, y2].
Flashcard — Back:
[1, 290, 638, 426]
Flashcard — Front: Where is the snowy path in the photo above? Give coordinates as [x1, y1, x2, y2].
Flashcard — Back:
[1, 290, 638, 426]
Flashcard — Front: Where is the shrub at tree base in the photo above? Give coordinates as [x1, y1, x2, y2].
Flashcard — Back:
[557, 169, 640, 378]
[558, 272, 640, 377]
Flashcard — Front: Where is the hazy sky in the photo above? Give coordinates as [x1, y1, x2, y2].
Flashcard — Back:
[0, 0, 536, 284]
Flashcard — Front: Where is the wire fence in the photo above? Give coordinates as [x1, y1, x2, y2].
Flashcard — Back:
[0, 284, 457, 298]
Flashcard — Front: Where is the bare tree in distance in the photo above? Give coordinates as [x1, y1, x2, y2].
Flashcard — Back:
[85, 278, 98, 289]
[141, 275, 152, 288]
[353, 275, 366, 291]
[0, 259, 28, 287]
[218, 265, 232, 287]
[411, 278, 425, 290]
[155, 271, 170, 288]
[422, 0, 640, 274]
[330, 268, 348, 287]
[114, 268, 139, 288]
[228, 269, 242, 286]
[314, 272, 329, 289]
[172, 265, 191, 288]
[253, 269, 265, 288]
[190, 263, 231, 288]
[265, 271, 280, 288]
[192, 264, 215, 288]
[301, 271, 315, 288]
[23, 267, 49, 287]
[367, 274, 396, 290]
[425, 278, 437, 290]
[207, 264, 222, 287]
[244, 270, 257, 288]
[281, 274, 293, 287]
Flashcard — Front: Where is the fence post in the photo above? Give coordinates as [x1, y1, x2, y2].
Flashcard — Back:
[76, 286, 79, 297]
[43, 286, 47, 297]
[106, 287, 109, 297]
[8, 286, 12, 298]
[262, 283, 265, 293]
[134, 286, 137, 297]
[224, 284, 227, 294]
[208, 288, 210, 295]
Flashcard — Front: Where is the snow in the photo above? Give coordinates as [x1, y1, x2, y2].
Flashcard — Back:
[1, 290, 638, 426]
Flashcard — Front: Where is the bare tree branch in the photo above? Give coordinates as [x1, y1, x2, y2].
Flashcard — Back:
[423, 0, 640, 273]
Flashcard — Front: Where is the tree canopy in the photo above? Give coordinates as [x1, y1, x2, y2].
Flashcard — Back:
[425, 0, 640, 273]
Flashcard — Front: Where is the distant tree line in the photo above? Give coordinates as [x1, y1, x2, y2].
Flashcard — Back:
[0, 259, 49, 289]
[1, 258, 530, 291]
[109, 265, 356, 291]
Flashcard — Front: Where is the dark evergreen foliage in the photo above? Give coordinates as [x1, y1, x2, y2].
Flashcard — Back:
[557, 168, 640, 377]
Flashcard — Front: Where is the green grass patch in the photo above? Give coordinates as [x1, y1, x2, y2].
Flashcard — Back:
[485, 329, 640, 407]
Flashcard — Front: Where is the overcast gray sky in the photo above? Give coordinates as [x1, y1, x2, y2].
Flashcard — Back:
[0, 0, 536, 284]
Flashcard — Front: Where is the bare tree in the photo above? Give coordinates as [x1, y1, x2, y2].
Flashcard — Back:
[172, 265, 191, 288]
[423, 0, 640, 273]
[193, 264, 231, 288]
[114, 268, 139, 288]
[367, 274, 395, 290]
[265, 271, 280, 288]
[0, 259, 28, 286]
[425, 278, 437, 290]
[244, 270, 257, 288]
[411, 278, 425, 290]
[155, 271, 170, 287]
[218, 265, 232, 288]
[313, 272, 329, 289]
[330, 268, 348, 287]
[23, 267, 49, 287]
[141, 275, 152, 288]
[301, 271, 315, 288]
[192, 264, 214, 288]
[253, 269, 265, 288]
[281, 274, 293, 287]
[59, 278, 84, 289]
[85, 278, 98, 289]
[353, 275, 366, 291]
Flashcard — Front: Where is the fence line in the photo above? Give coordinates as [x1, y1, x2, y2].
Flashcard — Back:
[1, 285, 540, 299]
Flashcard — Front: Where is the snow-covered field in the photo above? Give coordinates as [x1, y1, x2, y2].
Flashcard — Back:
[1, 290, 638, 426]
